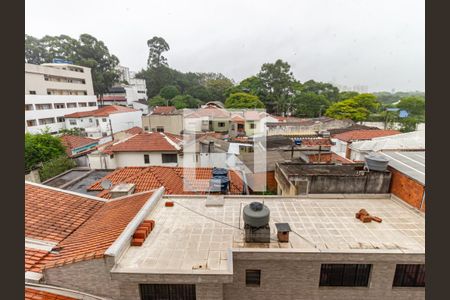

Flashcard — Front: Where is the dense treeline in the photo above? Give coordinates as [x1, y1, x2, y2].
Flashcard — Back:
[25, 34, 425, 131]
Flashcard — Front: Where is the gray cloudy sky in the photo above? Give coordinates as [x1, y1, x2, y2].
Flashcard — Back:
[25, 0, 424, 92]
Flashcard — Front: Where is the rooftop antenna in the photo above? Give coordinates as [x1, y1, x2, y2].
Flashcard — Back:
[100, 179, 113, 190]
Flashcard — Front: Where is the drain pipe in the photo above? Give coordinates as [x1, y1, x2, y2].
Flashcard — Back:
[419, 189, 426, 210]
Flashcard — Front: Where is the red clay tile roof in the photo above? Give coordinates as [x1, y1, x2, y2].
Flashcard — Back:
[301, 138, 333, 147]
[123, 126, 144, 135]
[64, 105, 137, 118]
[88, 166, 244, 198]
[333, 129, 400, 142]
[25, 288, 76, 300]
[25, 248, 50, 272]
[185, 107, 231, 118]
[107, 132, 182, 153]
[60, 135, 98, 157]
[25, 184, 104, 243]
[41, 191, 154, 269]
[152, 106, 176, 115]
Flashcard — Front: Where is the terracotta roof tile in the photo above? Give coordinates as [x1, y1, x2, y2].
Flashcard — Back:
[333, 129, 401, 142]
[152, 106, 176, 115]
[301, 138, 333, 147]
[64, 105, 137, 118]
[107, 132, 182, 152]
[123, 126, 144, 135]
[88, 166, 244, 198]
[25, 248, 49, 272]
[25, 288, 76, 300]
[60, 135, 98, 157]
[25, 184, 104, 243]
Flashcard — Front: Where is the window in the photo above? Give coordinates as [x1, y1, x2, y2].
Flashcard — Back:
[139, 284, 196, 300]
[69, 119, 77, 125]
[102, 118, 107, 122]
[47, 91, 51, 95]
[78, 102, 87, 107]
[144, 154, 150, 164]
[29, 90, 36, 94]
[35, 103, 52, 110]
[249, 122, 256, 129]
[38, 118, 55, 125]
[246, 270, 261, 287]
[26, 120, 37, 127]
[162, 154, 178, 164]
[81, 79, 86, 84]
[156, 126, 164, 132]
[89, 118, 93, 123]
[25, 104, 33, 111]
[218, 122, 225, 127]
[88, 102, 97, 107]
[110, 154, 114, 159]
[393, 264, 425, 287]
[54, 103, 65, 109]
[57, 117, 65, 123]
[144, 126, 149, 131]
[102, 132, 108, 137]
[319, 264, 372, 287]
[83, 91, 88, 95]
[67, 103, 77, 108]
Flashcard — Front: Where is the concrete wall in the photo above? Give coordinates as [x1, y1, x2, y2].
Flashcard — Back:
[88, 152, 117, 169]
[114, 152, 180, 167]
[110, 111, 143, 134]
[223, 252, 425, 300]
[142, 114, 183, 135]
[389, 167, 425, 212]
[268, 119, 353, 136]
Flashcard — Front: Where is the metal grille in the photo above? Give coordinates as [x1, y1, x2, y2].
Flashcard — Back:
[246, 269, 261, 287]
[393, 264, 425, 287]
[319, 264, 372, 287]
[139, 284, 196, 300]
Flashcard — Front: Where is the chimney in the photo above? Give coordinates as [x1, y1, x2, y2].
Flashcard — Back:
[110, 183, 135, 199]
[275, 223, 291, 243]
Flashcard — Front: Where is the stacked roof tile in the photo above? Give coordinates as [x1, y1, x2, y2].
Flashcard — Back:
[25, 288, 76, 300]
[123, 126, 144, 135]
[88, 166, 244, 198]
[64, 105, 137, 118]
[60, 135, 98, 157]
[151, 106, 177, 115]
[332, 129, 400, 142]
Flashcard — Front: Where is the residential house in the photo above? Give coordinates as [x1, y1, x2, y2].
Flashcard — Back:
[60, 134, 99, 167]
[142, 106, 184, 134]
[25, 182, 424, 300]
[88, 132, 182, 169]
[331, 129, 401, 160]
[25, 62, 98, 134]
[64, 105, 142, 138]
[184, 107, 231, 133]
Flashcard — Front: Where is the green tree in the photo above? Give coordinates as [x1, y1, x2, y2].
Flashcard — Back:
[39, 156, 76, 182]
[147, 36, 170, 68]
[396, 96, 425, 119]
[293, 92, 330, 118]
[324, 99, 370, 121]
[257, 59, 296, 114]
[59, 128, 86, 137]
[224, 93, 265, 109]
[148, 95, 168, 107]
[24, 34, 120, 96]
[351, 93, 380, 113]
[159, 85, 180, 100]
[25, 133, 67, 172]
[398, 117, 420, 133]
[171, 95, 203, 109]
[301, 80, 340, 102]
[338, 91, 359, 101]
[225, 76, 267, 98]
[205, 77, 234, 102]
[186, 85, 211, 101]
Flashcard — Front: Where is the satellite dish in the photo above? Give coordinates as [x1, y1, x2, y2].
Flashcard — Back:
[100, 179, 113, 190]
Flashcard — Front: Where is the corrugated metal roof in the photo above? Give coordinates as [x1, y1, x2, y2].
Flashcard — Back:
[380, 151, 425, 185]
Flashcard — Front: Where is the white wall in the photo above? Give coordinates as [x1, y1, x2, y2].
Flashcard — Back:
[331, 138, 348, 158]
[114, 152, 180, 167]
[87, 151, 117, 169]
[110, 111, 142, 133]
[25, 95, 98, 134]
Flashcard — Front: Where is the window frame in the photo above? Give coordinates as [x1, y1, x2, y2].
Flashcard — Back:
[144, 154, 150, 164]
[319, 264, 372, 287]
[245, 269, 261, 287]
[161, 153, 178, 164]
[393, 264, 425, 287]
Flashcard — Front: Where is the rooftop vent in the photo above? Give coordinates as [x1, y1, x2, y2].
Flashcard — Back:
[365, 153, 389, 172]
[110, 183, 135, 199]
[275, 223, 291, 243]
[209, 167, 230, 194]
[243, 202, 270, 243]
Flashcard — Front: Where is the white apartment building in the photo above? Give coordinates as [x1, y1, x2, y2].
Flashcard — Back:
[64, 105, 142, 139]
[25, 62, 98, 134]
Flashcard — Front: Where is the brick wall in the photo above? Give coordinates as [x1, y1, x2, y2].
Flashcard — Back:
[389, 167, 425, 212]
[266, 171, 277, 193]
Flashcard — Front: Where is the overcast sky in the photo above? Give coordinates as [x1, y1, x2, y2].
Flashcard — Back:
[25, 0, 424, 92]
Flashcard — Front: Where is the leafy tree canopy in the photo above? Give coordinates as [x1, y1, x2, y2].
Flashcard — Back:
[159, 85, 180, 100]
[293, 92, 330, 118]
[25, 34, 120, 95]
[25, 133, 67, 172]
[171, 95, 203, 109]
[148, 95, 168, 107]
[338, 91, 359, 101]
[147, 36, 170, 68]
[396, 96, 425, 119]
[224, 93, 265, 109]
[325, 99, 370, 122]
[300, 80, 340, 102]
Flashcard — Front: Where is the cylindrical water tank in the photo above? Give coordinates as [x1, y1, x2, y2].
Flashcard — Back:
[243, 202, 270, 228]
[365, 153, 389, 171]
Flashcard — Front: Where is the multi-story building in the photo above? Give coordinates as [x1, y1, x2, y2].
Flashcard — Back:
[64, 105, 142, 138]
[142, 106, 184, 134]
[25, 62, 98, 134]
[25, 182, 425, 300]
